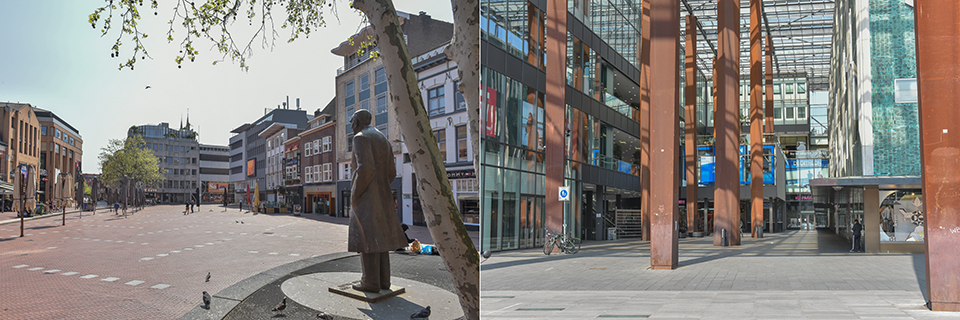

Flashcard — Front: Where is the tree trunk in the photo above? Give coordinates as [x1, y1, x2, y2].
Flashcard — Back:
[445, 0, 481, 175]
[351, 1, 479, 319]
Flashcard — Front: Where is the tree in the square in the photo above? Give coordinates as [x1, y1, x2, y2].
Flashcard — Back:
[98, 134, 165, 206]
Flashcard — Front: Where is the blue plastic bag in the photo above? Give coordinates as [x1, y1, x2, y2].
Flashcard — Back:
[420, 245, 434, 255]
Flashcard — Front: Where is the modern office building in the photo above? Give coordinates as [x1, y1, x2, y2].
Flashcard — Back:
[198, 144, 230, 203]
[331, 11, 453, 218]
[401, 43, 477, 227]
[36, 108, 83, 207]
[810, 0, 923, 254]
[228, 107, 310, 206]
[130, 122, 199, 204]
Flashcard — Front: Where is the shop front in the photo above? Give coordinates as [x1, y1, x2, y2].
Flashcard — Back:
[304, 184, 335, 215]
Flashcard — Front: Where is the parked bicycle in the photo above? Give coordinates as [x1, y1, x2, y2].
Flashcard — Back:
[543, 232, 581, 255]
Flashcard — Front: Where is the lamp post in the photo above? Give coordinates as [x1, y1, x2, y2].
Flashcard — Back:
[60, 172, 69, 226]
[17, 164, 26, 237]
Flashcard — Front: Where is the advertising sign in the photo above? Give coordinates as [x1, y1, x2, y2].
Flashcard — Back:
[484, 85, 497, 137]
[208, 182, 229, 193]
[246, 158, 256, 177]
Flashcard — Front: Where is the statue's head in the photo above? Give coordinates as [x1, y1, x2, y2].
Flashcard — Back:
[351, 109, 372, 133]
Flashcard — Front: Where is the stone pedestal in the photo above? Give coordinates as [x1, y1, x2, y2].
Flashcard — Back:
[328, 281, 406, 303]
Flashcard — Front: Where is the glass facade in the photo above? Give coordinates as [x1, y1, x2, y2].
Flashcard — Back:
[481, 0, 545, 69]
[481, 67, 546, 251]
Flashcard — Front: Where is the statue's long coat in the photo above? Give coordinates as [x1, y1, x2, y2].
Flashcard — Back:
[347, 125, 407, 253]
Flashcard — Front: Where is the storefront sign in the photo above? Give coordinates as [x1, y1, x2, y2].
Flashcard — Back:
[793, 195, 813, 201]
[447, 169, 475, 179]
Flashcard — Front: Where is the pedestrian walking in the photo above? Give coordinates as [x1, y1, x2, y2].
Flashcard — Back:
[113, 202, 120, 214]
[190, 199, 195, 213]
[851, 219, 863, 252]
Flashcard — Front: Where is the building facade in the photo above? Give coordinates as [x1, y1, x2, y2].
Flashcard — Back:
[199, 144, 230, 203]
[331, 11, 453, 218]
[130, 122, 199, 204]
[228, 108, 310, 206]
[299, 104, 338, 215]
[259, 124, 301, 205]
[36, 108, 83, 208]
[2, 103, 44, 212]
[401, 43, 477, 227]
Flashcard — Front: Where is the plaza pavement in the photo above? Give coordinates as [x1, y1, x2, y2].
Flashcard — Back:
[1, 204, 477, 320]
[480, 229, 957, 319]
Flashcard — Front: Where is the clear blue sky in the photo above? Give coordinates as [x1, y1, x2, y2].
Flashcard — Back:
[0, 0, 453, 173]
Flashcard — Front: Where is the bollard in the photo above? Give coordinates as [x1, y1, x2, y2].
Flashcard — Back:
[720, 228, 729, 246]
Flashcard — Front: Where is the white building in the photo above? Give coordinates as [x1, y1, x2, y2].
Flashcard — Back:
[401, 43, 478, 227]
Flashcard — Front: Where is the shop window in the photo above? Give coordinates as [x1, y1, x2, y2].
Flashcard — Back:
[879, 190, 924, 242]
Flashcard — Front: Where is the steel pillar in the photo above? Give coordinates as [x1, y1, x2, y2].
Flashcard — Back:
[639, 0, 652, 242]
[649, 0, 680, 270]
[713, 0, 741, 246]
[764, 34, 774, 138]
[685, 15, 699, 234]
[749, 0, 763, 238]
[544, 0, 567, 238]
[915, 0, 960, 311]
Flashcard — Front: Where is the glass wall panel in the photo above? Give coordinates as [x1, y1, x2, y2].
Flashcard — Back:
[879, 189, 924, 242]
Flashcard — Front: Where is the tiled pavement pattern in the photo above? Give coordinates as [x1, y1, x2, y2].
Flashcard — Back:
[481, 230, 956, 319]
[0, 204, 447, 319]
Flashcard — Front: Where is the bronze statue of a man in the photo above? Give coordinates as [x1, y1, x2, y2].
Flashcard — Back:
[347, 109, 407, 293]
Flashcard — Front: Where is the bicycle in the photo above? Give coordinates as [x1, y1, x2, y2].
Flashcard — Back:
[543, 232, 581, 255]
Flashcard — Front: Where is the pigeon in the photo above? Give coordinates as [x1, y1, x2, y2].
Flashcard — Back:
[410, 306, 430, 319]
[316, 312, 333, 319]
[271, 297, 287, 315]
[202, 291, 211, 309]
[145, 85, 151, 89]
[205, 272, 211, 282]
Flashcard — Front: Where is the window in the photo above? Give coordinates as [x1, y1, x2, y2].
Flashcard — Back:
[323, 163, 332, 182]
[322, 136, 332, 153]
[41, 126, 47, 136]
[454, 80, 466, 111]
[797, 106, 806, 119]
[304, 141, 312, 156]
[773, 84, 781, 94]
[342, 163, 350, 180]
[347, 134, 354, 152]
[375, 67, 387, 94]
[797, 82, 806, 94]
[305, 166, 312, 183]
[456, 125, 468, 162]
[785, 107, 795, 119]
[785, 83, 794, 94]
[345, 80, 356, 134]
[428, 86, 445, 116]
[376, 95, 388, 124]
[435, 128, 446, 162]
[313, 165, 321, 183]
[313, 139, 320, 154]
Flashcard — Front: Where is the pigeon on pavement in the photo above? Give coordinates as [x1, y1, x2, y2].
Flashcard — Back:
[410, 306, 430, 319]
[202, 291, 211, 309]
[316, 311, 333, 319]
[272, 297, 287, 315]
[205, 272, 211, 282]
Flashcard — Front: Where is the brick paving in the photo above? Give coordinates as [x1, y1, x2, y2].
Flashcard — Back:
[480, 230, 956, 319]
[0, 204, 458, 320]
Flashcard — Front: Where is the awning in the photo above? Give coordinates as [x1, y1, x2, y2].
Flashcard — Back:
[0, 181, 13, 195]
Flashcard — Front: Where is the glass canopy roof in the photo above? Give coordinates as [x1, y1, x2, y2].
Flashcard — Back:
[681, 0, 836, 91]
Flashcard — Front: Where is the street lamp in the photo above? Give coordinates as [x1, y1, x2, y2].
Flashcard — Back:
[59, 172, 70, 226]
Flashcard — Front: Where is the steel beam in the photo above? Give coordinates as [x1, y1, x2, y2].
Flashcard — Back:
[649, 0, 681, 270]
[713, 0, 741, 246]
[749, 0, 763, 238]
[764, 34, 774, 138]
[685, 15, 699, 234]
[640, 0, 652, 242]
[915, 0, 960, 311]
[544, 0, 567, 241]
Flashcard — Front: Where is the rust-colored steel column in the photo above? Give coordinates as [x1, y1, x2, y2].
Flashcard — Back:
[639, 0, 652, 242]
[713, 0, 741, 246]
[749, 0, 763, 238]
[649, 0, 681, 270]
[544, 0, 568, 238]
[685, 15, 699, 234]
[764, 34, 774, 138]
[915, 0, 960, 311]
